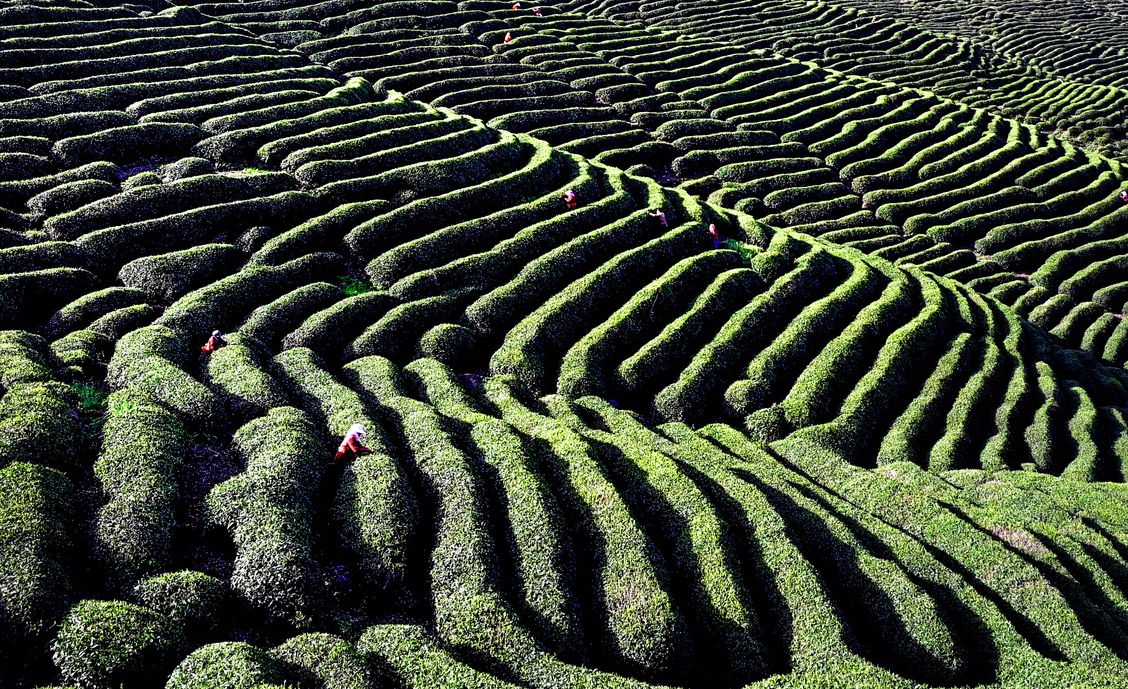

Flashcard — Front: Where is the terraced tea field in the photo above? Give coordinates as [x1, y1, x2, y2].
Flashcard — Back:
[2, 0, 1128, 686]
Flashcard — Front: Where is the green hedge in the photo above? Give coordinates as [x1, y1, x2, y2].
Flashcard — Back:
[53, 123, 205, 168]
[94, 388, 186, 581]
[118, 244, 242, 304]
[575, 396, 770, 683]
[781, 270, 952, 459]
[281, 291, 398, 362]
[558, 249, 740, 399]
[366, 154, 587, 290]
[725, 250, 883, 419]
[258, 109, 433, 169]
[106, 326, 224, 426]
[0, 111, 134, 141]
[88, 304, 163, 341]
[406, 357, 585, 656]
[0, 242, 89, 276]
[281, 351, 419, 592]
[653, 247, 841, 426]
[358, 625, 522, 689]
[51, 329, 111, 375]
[342, 288, 478, 364]
[157, 252, 342, 345]
[271, 633, 377, 689]
[386, 167, 635, 302]
[238, 282, 344, 350]
[1060, 384, 1104, 482]
[463, 203, 660, 340]
[0, 461, 73, 651]
[0, 161, 119, 212]
[192, 96, 413, 165]
[877, 333, 977, 467]
[0, 152, 49, 181]
[166, 642, 291, 689]
[53, 600, 185, 689]
[615, 267, 762, 405]
[161, 158, 215, 183]
[26, 179, 117, 219]
[492, 222, 708, 392]
[141, 89, 321, 126]
[46, 173, 292, 242]
[74, 191, 323, 277]
[122, 173, 163, 191]
[249, 200, 390, 267]
[347, 136, 565, 261]
[132, 570, 228, 642]
[208, 407, 327, 628]
[413, 323, 476, 370]
[294, 120, 492, 187]
[483, 376, 692, 680]
[277, 111, 459, 175]
[0, 381, 80, 472]
[318, 132, 528, 206]
[205, 334, 290, 418]
[0, 268, 99, 330]
[44, 287, 146, 340]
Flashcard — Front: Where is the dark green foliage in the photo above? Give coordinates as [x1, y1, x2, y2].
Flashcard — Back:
[0, 268, 99, 329]
[53, 123, 205, 167]
[74, 191, 322, 277]
[52, 330, 111, 376]
[358, 624, 522, 689]
[343, 288, 478, 364]
[205, 333, 290, 418]
[0, 242, 88, 276]
[165, 642, 291, 689]
[119, 244, 243, 304]
[283, 352, 419, 592]
[0, 462, 73, 656]
[0, 331, 56, 388]
[238, 282, 344, 350]
[27, 179, 118, 219]
[161, 158, 215, 182]
[414, 323, 476, 370]
[208, 407, 327, 628]
[46, 173, 296, 242]
[94, 388, 186, 581]
[87, 304, 163, 341]
[271, 633, 381, 689]
[0, 382, 80, 472]
[52, 600, 185, 689]
[249, 200, 389, 267]
[157, 252, 342, 345]
[121, 173, 163, 191]
[132, 571, 229, 641]
[281, 290, 398, 362]
[107, 326, 223, 426]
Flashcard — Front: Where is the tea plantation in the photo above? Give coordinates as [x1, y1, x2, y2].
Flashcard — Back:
[2, 0, 1128, 686]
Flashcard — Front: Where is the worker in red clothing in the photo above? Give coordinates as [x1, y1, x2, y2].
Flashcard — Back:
[708, 223, 722, 248]
[647, 208, 667, 228]
[563, 189, 578, 210]
[334, 424, 370, 463]
[504, 32, 513, 42]
[533, 6, 542, 15]
[201, 330, 226, 354]
[512, 2, 520, 8]
[1120, 190, 1128, 202]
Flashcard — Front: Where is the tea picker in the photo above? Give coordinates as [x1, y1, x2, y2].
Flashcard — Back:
[334, 423, 371, 462]
[201, 330, 226, 354]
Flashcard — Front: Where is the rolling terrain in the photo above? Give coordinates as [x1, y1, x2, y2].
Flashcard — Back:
[1, 0, 1128, 687]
